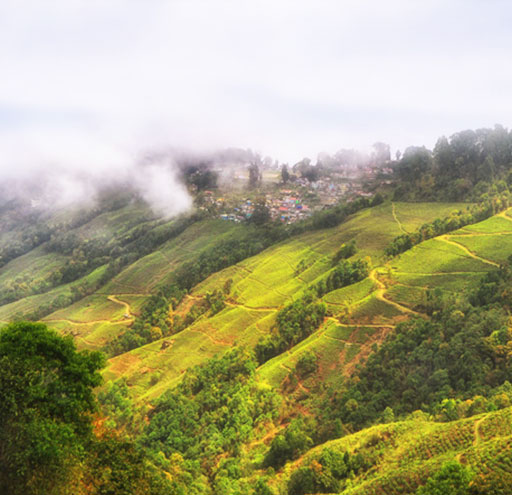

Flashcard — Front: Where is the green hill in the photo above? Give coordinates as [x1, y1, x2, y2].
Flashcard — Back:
[2, 179, 512, 494]
[268, 406, 512, 495]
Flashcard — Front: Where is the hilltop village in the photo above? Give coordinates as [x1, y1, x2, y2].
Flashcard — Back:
[192, 154, 393, 224]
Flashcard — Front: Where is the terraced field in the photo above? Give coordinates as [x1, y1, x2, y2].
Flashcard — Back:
[39, 219, 241, 337]
[0, 264, 109, 322]
[387, 209, 512, 311]
[269, 406, 512, 495]
[4, 198, 512, 494]
[4, 200, 510, 407]
[101, 202, 470, 400]
[103, 219, 239, 293]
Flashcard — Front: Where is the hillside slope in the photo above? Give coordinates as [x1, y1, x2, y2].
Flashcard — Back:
[269, 406, 512, 495]
[100, 201, 467, 400]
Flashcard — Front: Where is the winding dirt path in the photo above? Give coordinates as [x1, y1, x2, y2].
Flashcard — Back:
[496, 208, 512, 222]
[325, 316, 395, 329]
[369, 269, 420, 315]
[224, 300, 279, 312]
[107, 295, 135, 318]
[392, 202, 407, 234]
[43, 318, 127, 326]
[453, 231, 512, 237]
[393, 270, 487, 276]
[473, 415, 488, 446]
[188, 327, 231, 347]
[44, 293, 137, 327]
[437, 236, 499, 267]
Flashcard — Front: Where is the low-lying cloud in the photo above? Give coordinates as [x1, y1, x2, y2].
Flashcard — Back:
[1, 0, 511, 209]
[0, 129, 192, 217]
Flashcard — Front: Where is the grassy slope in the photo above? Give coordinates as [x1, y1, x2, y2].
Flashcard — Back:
[3, 200, 507, 401]
[4, 199, 512, 492]
[103, 202, 467, 400]
[102, 219, 239, 294]
[0, 200, 159, 314]
[0, 265, 108, 323]
[268, 406, 512, 494]
[0, 246, 68, 292]
[252, 207, 512, 494]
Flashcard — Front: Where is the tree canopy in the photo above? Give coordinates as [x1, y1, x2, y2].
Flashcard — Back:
[0, 322, 104, 495]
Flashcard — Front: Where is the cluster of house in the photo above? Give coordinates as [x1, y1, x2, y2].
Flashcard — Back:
[206, 163, 392, 224]
[266, 191, 311, 223]
[218, 190, 312, 224]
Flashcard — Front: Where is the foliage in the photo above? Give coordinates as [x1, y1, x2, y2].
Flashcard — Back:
[0, 322, 104, 495]
[205, 289, 226, 315]
[105, 284, 185, 356]
[393, 126, 512, 201]
[264, 418, 313, 469]
[287, 448, 368, 495]
[416, 461, 473, 495]
[97, 379, 136, 431]
[248, 162, 262, 189]
[140, 348, 280, 480]
[332, 240, 357, 265]
[182, 162, 218, 191]
[3, 199, 200, 317]
[315, 259, 369, 297]
[385, 196, 510, 257]
[281, 164, 290, 183]
[325, 267, 512, 431]
[295, 351, 318, 378]
[83, 434, 180, 495]
[250, 201, 272, 225]
[255, 293, 326, 364]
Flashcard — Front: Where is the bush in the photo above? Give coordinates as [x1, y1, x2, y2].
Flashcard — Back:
[416, 461, 473, 495]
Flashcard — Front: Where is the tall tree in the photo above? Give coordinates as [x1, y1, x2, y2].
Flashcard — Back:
[281, 164, 290, 183]
[0, 322, 104, 495]
[248, 162, 261, 189]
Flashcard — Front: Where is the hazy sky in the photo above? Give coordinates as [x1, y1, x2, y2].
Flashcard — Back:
[1, 0, 512, 166]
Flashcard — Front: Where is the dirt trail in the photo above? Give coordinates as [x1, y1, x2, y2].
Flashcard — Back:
[437, 236, 499, 267]
[325, 316, 395, 329]
[224, 300, 278, 312]
[392, 202, 407, 234]
[107, 295, 135, 318]
[497, 208, 512, 222]
[343, 325, 394, 376]
[369, 269, 420, 315]
[453, 231, 512, 237]
[473, 415, 488, 446]
[188, 327, 231, 347]
[393, 270, 487, 276]
[296, 380, 310, 394]
[44, 293, 137, 327]
[96, 291, 149, 296]
[322, 334, 355, 344]
[43, 318, 124, 326]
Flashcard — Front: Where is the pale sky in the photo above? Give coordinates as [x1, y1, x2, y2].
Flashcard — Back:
[1, 0, 512, 167]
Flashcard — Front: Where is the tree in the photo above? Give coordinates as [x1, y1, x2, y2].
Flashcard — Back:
[250, 200, 271, 225]
[416, 461, 473, 495]
[264, 418, 313, 468]
[248, 162, 261, 189]
[84, 434, 175, 495]
[0, 322, 105, 495]
[281, 164, 290, 183]
[295, 351, 318, 378]
[372, 142, 391, 165]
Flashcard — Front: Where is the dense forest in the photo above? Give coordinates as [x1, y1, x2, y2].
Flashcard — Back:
[393, 125, 512, 201]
